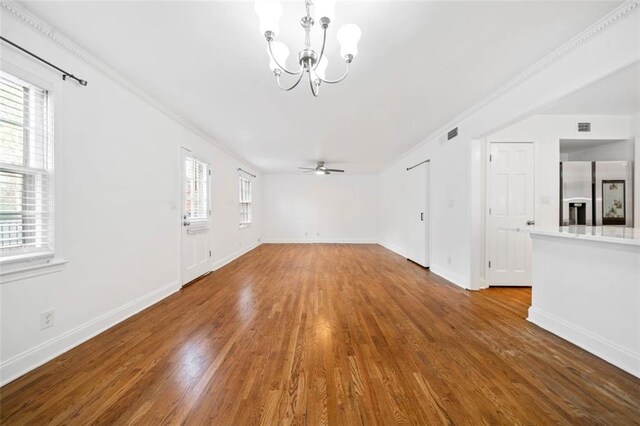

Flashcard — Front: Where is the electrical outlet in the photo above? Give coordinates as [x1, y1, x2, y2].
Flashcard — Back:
[40, 310, 54, 330]
[447, 257, 452, 265]
[305, 232, 308, 236]
[317, 232, 320, 237]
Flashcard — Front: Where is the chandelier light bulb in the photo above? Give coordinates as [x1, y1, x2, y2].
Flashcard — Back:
[255, 0, 283, 35]
[314, 0, 336, 22]
[337, 24, 361, 59]
[315, 56, 329, 80]
[267, 41, 290, 71]
[258, 0, 360, 96]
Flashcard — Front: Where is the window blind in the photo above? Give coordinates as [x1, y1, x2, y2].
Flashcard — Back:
[184, 156, 209, 221]
[239, 176, 252, 225]
[0, 71, 53, 260]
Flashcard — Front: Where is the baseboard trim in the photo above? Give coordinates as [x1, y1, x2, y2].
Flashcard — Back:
[377, 243, 468, 290]
[211, 243, 261, 271]
[0, 280, 180, 386]
[429, 264, 469, 290]
[263, 239, 378, 244]
[377, 242, 408, 259]
[528, 306, 640, 378]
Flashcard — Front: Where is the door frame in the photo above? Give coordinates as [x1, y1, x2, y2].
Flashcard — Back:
[484, 141, 535, 286]
[179, 146, 212, 287]
[405, 159, 431, 268]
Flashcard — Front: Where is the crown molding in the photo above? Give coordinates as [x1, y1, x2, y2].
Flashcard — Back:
[0, 0, 261, 173]
[383, 0, 640, 171]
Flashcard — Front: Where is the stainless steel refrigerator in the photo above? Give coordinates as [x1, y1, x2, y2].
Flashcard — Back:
[560, 161, 634, 227]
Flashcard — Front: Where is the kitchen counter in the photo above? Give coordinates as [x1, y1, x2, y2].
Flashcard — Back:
[530, 226, 640, 246]
[528, 226, 640, 377]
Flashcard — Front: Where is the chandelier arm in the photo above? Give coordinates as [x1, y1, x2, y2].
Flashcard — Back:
[313, 27, 328, 71]
[309, 71, 320, 97]
[319, 61, 351, 84]
[267, 41, 304, 75]
[276, 71, 306, 91]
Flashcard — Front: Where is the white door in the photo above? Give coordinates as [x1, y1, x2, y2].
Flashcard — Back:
[406, 162, 430, 267]
[487, 143, 534, 286]
[181, 148, 212, 285]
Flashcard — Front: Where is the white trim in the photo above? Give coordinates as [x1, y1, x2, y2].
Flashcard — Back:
[383, 0, 640, 172]
[528, 306, 640, 378]
[0, 280, 180, 386]
[377, 242, 408, 259]
[0, 251, 54, 266]
[211, 242, 261, 271]
[429, 264, 469, 290]
[263, 239, 378, 244]
[378, 242, 471, 290]
[0, 258, 66, 284]
[0, 0, 261, 173]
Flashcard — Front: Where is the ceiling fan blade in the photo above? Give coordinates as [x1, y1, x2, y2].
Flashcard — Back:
[298, 167, 316, 170]
[302, 170, 316, 173]
[325, 169, 345, 173]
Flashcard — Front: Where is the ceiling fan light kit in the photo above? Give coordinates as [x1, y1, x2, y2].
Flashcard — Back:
[255, 0, 361, 97]
[298, 161, 345, 175]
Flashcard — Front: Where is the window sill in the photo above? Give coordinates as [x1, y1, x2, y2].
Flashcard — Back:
[0, 258, 67, 284]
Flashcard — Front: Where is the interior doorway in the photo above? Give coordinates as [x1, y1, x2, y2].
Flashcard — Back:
[406, 160, 431, 267]
[486, 142, 535, 286]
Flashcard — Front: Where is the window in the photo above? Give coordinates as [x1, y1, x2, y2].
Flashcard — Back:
[184, 156, 209, 224]
[239, 176, 252, 226]
[0, 71, 53, 263]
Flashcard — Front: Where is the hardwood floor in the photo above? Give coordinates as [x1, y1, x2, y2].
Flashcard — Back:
[1, 244, 639, 425]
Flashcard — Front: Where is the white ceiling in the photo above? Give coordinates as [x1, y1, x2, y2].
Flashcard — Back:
[18, 1, 622, 173]
[542, 61, 640, 116]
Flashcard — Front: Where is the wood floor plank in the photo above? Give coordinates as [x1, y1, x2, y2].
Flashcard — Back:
[1, 244, 639, 424]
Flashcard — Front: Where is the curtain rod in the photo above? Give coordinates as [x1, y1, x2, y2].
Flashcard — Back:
[406, 159, 430, 171]
[0, 36, 88, 86]
[238, 168, 256, 178]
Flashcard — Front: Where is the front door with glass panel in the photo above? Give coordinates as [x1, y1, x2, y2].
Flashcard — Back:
[181, 148, 211, 285]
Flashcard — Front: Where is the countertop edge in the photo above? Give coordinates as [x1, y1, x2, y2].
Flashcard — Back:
[530, 228, 640, 247]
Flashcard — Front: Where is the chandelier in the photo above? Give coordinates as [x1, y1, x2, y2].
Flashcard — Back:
[255, 0, 361, 97]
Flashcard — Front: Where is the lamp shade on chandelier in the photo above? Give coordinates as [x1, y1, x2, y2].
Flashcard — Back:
[255, 0, 361, 97]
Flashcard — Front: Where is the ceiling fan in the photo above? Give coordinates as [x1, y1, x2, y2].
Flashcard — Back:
[298, 161, 345, 175]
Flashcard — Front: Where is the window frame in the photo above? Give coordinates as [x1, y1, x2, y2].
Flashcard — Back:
[0, 63, 64, 283]
[183, 155, 211, 230]
[238, 176, 252, 228]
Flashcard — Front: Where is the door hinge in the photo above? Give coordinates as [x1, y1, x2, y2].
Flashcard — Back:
[488, 261, 492, 268]
[209, 169, 211, 176]
[489, 208, 492, 215]
[209, 250, 212, 257]
[489, 154, 492, 162]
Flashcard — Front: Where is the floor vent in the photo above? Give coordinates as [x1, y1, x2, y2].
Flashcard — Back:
[578, 122, 591, 132]
[447, 127, 459, 140]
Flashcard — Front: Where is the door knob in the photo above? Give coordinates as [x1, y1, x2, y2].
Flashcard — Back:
[526, 220, 535, 226]
[183, 221, 190, 227]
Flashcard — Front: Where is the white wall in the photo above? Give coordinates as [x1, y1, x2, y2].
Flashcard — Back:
[563, 138, 635, 162]
[488, 114, 636, 230]
[0, 11, 261, 384]
[262, 174, 379, 243]
[380, 4, 639, 289]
